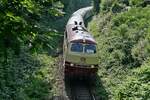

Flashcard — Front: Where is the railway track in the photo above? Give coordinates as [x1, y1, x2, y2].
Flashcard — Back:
[65, 78, 96, 100]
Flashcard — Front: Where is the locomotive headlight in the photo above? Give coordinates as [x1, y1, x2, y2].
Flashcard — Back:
[91, 65, 94, 68]
[70, 63, 74, 66]
[83, 39, 86, 43]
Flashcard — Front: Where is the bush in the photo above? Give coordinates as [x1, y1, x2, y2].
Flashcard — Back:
[116, 61, 150, 99]
[0, 50, 55, 100]
[88, 3, 150, 100]
[96, 7, 150, 68]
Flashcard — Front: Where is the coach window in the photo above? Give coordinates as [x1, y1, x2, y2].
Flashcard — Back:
[71, 43, 83, 52]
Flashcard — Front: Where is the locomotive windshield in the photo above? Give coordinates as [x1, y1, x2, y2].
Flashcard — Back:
[84, 44, 96, 54]
[71, 43, 83, 52]
[71, 43, 96, 53]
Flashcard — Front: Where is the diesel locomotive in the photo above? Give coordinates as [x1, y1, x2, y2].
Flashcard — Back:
[63, 7, 98, 76]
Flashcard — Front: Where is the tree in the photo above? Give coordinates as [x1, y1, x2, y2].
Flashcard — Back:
[93, 0, 100, 14]
[0, 0, 63, 63]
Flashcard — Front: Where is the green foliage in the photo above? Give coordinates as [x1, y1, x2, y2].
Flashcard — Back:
[101, 0, 115, 11]
[0, 0, 64, 62]
[31, 31, 63, 55]
[0, 0, 96, 99]
[111, 7, 150, 67]
[116, 61, 150, 99]
[94, 7, 150, 69]
[129, 0, 143, 6]
[88, 2, 150, 99]
[0, 51, 55, 100]
[93, 0, 100, 14]
[100, 0, 127, 12]
[99, 0, 146, 13]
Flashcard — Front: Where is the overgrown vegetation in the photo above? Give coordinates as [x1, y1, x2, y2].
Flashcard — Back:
[88, 0, 150, 99]
[0, 0, 64, 99]
[0, 0, 94, 99]
[0, 51, 57, 99]
[0, 0, 64, 62]
[2, 0, 149, 99]
[116, 61, 150, 99]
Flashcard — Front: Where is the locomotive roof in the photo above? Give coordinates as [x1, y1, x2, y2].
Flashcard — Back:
[67, 6, 93, 26]
[72, 6, 93, 18]
[67, 15, 85, 27]
[66, 24, 96, 44]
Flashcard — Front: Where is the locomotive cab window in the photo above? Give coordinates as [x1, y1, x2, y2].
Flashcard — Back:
[71, 43, 83, 52]
[70, 43, 96, 54]
[84, 44, 96, 54]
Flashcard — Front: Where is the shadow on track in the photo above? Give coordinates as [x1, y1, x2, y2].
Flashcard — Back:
[65, 74, 108, 100]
